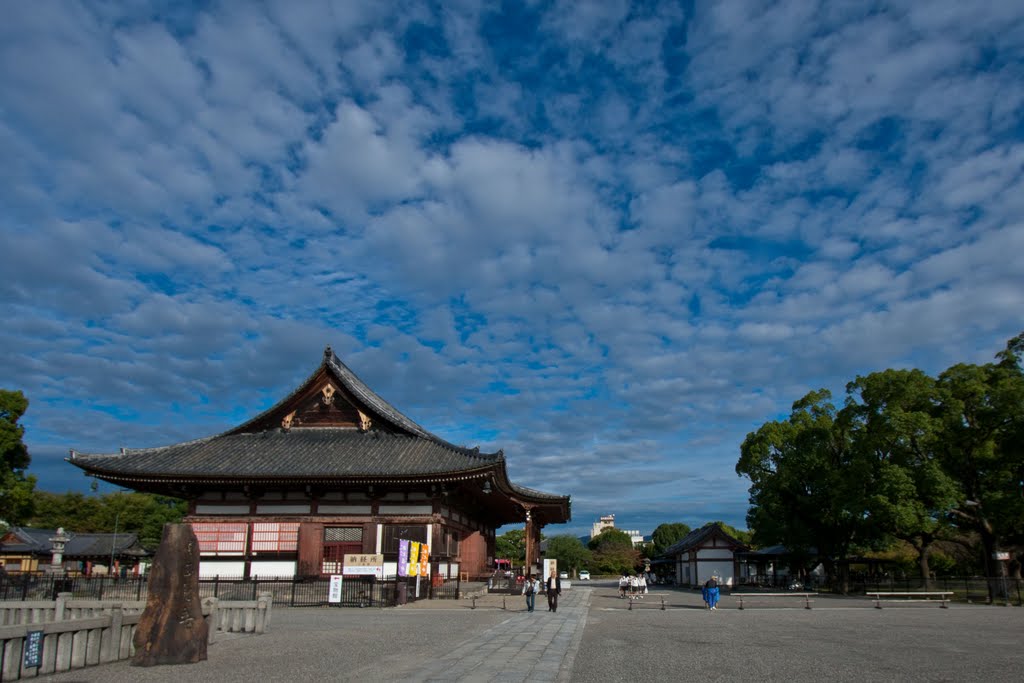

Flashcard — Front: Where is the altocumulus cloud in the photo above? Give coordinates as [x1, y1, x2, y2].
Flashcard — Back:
[1, 0, 1022, 536]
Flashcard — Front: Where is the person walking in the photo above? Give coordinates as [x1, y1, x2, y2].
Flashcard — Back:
[704, 575, 720, 610]
[545, 568, 562, 612]
[522, 573, 539, 612]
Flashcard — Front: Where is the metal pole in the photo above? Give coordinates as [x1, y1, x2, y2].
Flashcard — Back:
[109, 512, 120, 576]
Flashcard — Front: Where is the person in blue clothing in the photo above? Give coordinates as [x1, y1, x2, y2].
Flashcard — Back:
[704, 575, 720, 610]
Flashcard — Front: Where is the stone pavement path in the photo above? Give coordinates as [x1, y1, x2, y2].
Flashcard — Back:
[346, 588, 593, 683]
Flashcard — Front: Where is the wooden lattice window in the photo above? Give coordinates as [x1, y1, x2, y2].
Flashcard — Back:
[192, 523, 247, 555]
[251, 522, 299, 553]
[322, 527, 363, 574]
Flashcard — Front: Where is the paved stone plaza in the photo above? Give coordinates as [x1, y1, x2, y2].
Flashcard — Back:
[38, 584, 1024, 682]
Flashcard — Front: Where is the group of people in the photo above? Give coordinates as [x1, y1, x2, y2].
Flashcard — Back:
[521, 569, 562, 613]
[617, 573, 649, 599]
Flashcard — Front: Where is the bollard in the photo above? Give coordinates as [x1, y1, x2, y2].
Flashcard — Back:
[628, 597, 633, 611]
[660, 597, 666, 611]
[472, 596, 477, 610]
[738, 595, 745, 610]
[503, 596, 507, 610]
[804, 595, 812, 610]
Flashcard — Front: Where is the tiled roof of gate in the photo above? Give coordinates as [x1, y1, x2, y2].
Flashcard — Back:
[662, 522, 748, 557]
[1, 527, 147, 557]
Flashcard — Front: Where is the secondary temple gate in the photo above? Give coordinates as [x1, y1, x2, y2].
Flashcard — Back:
[69, 346, 570, 580]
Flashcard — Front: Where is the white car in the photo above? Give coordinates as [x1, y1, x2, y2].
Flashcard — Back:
[559, 571, 569, 579]
[578, 570, 591, 580]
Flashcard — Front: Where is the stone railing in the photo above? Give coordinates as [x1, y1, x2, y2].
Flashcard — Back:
[0, 592, 272, 680]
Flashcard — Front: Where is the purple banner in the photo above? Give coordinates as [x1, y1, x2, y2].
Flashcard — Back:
[398, 539, 409, 577]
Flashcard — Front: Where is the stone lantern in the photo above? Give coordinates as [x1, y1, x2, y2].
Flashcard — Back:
[49, 527, 71, 573]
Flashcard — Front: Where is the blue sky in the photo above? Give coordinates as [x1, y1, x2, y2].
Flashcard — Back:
[2, 1, 1022, 538]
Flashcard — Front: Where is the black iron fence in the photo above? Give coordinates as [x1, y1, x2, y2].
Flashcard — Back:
[817, 575, 1023, 605]
[0, 573, 462, 607]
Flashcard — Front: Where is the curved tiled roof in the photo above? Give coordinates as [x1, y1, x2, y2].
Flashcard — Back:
[71, 429, 501, 479]
[67, 347, 571, 517]
[1, 527, 147, 556]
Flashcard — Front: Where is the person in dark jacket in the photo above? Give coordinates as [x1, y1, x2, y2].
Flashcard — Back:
[546, 568, 562, 612]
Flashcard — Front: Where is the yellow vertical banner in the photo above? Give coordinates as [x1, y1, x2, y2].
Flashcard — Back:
[419, 544, 429, 576]
[409, 541, 420, 576]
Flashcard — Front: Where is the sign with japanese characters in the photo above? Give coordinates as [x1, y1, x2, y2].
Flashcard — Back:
[328, 575, 343, 603]
[398, 540, 409, 577]
[408, 542, 420, 577]
[419, 544, 429, 576]
[343, 553, 384, 577]
[23, 630, 43, 669]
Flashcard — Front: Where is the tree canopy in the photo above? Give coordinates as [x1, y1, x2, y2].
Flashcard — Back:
[25, 490, 186, 549]
[588, 528, 640, 574]
[544, 534, 591, 576]
[495, 529, 526, 563]
[0, 389, 37, 525]
[736, 331, 1024, 596]
[650, 522, 691, 556]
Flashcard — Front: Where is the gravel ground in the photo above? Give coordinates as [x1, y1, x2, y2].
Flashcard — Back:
[34, 585, 1024, 682]
[37, 607, 513, 683]
[574, 586, 1024, 683]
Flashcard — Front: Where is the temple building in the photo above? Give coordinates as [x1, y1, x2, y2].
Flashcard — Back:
[69, 346, 570, 579]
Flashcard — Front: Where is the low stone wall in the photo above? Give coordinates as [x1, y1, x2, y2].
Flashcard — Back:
[0, 592, 272, 680]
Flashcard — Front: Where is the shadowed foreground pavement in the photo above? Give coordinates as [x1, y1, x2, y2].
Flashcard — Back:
[36, 585, 1024, 682]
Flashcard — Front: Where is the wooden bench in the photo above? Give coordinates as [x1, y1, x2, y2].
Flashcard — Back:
[867, 592, 952, 609]
[735, 593, 814, 610]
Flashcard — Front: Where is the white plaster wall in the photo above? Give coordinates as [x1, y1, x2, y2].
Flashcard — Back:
[696, 548, 734, 560]
[698, 560, 735, 586]
[250, 560, 297, 578]
[199, 561, 245, 578]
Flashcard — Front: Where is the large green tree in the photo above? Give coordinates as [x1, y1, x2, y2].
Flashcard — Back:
[845, 369, 960, 586]
[0, 389, 36, 525]
[737, 389, 880, 590]
[588, 528, 640, 574]
[544, 535, 591, 576]
[495, 529, 526, 563]
[935, 334, 1024, 594]
[650, 522, 691, 556]
[26, 490, 186, 548]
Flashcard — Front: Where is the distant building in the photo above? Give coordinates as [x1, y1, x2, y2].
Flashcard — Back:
[590, 514, 644, 547]
[0, 526, 149, 575]
[591, 514, 616, 538]
[662, 522, 749, 587]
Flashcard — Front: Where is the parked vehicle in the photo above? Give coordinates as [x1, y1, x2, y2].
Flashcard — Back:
[559, 571, 569, 579]
[578, 570, 591, 580]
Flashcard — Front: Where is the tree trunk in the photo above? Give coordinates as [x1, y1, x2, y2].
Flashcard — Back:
[917, 546, 933, 591]
[977, 520, 1003, 604]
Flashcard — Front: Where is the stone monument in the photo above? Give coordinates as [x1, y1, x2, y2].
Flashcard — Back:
[132, 524, 208, 666]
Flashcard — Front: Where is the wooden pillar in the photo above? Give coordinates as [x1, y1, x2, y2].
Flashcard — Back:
[296, 522, 323, 577]
[524, 510, 534, 571]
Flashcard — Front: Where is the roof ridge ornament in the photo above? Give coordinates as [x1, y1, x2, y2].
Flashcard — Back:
[324, 345, 333, 360]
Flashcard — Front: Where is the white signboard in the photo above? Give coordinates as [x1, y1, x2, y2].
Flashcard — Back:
[993, 552, 1010, 561]
[343, 553, 384, 577]
[328, 575, 343, 603]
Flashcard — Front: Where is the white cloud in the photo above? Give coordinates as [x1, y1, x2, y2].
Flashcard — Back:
[1, 0, 1022, 536]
